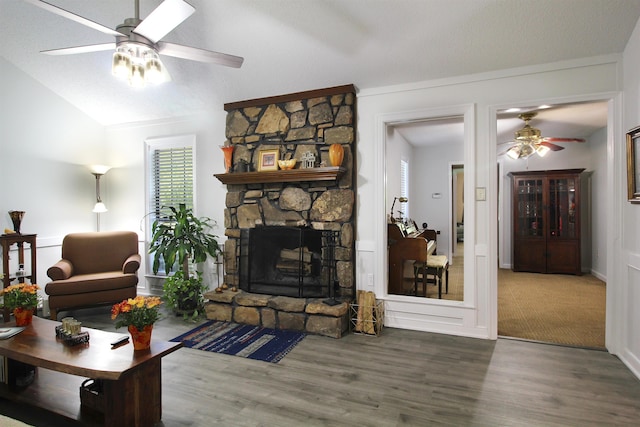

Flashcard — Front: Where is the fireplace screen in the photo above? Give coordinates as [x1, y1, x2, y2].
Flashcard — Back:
[239, 227, 339, 298]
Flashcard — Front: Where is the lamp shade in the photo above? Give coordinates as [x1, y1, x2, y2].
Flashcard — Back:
[536, 145, 551, 157]
[93, 202, 108, 213]
[89, 164, 111, 175]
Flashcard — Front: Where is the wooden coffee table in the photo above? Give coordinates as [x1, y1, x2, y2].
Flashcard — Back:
[0, 316, 182, 426]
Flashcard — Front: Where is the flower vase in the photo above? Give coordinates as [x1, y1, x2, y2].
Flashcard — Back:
[8, 211, 25, 234]
[329, 144, 344, 167]
[128, 324, 153, 350]
[220, 146, 234, 173]
[14, 307, 34, 326]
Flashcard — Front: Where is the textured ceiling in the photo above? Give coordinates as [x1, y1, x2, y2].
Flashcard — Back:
[1, 0, 639, 127]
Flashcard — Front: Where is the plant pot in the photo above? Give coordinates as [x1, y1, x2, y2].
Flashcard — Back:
[13, 307, 34, 326]
[128, 324, 154, 351]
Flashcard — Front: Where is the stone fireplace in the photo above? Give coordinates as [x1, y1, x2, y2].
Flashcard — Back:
[205, 85, 357, 338]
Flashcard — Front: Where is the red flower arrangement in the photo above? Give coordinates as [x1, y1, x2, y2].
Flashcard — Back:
[111, 296, 162, 330]
[0, 283, 40, 310]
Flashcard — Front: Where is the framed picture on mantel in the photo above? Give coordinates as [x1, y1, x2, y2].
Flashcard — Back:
[258, 149, 279, 171]
[626, 126, 640, 203]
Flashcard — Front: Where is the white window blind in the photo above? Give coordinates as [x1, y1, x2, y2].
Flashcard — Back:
[150, 146, 194, 221]
[400, 159, 409, 220]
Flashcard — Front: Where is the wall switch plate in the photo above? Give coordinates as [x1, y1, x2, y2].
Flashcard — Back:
[476, 187, 486, 201]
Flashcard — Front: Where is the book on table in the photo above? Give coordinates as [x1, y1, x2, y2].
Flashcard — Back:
[0, 327, 25, 340]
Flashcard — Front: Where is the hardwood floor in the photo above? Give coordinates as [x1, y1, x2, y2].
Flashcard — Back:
[2, 306, 640, 426]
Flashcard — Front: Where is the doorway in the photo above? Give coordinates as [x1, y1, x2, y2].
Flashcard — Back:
[496, 100, 609, 348]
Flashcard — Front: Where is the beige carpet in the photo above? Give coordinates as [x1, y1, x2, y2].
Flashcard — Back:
[498, 269, 606, 349]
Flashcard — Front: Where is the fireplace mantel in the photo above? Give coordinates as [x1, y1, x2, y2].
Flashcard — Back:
[214, 167, 345, 185]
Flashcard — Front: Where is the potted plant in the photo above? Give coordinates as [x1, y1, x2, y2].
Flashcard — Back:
[149, 204, 221, 320]
[111, 296, 162, 350]
[162, 270, 208, 320]
[0, 283, 40, 326]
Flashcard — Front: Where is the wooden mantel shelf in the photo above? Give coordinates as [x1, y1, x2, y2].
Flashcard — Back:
[214, 167, 345, 185]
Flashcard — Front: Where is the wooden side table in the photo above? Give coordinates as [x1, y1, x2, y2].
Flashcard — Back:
[0, 233, 37, 322]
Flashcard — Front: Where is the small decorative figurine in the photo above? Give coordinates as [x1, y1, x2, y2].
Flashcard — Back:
[301, 151, 316, 169]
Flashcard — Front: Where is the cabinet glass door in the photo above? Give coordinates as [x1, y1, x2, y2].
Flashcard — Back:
[515, 178, 543, 237]
[548, 177, 577, 238]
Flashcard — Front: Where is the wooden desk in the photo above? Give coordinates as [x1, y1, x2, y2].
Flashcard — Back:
[0, 316, 182, 426]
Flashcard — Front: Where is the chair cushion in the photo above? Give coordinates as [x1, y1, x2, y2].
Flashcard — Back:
[45, 272, 138, 296]
[426, 255, 448, 269]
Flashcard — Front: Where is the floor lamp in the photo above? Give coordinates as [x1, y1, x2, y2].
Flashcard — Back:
[90, 165, 110, 231]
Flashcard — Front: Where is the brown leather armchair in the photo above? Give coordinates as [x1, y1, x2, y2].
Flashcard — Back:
[45, 231, 140, 320]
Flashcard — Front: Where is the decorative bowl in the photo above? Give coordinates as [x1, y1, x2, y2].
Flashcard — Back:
[278, 159, 297, 170]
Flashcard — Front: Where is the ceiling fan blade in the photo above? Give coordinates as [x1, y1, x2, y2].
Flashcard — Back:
[133, 0, 195, 43]
[539, 141, 565, 151]
[22, 0, 122, 36]
[42, 43, 116, 56]
[542, 137, 586, 143]
[158, 42, 244, 68]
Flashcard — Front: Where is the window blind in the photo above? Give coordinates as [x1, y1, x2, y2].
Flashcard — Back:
[150, 146, 194, 222]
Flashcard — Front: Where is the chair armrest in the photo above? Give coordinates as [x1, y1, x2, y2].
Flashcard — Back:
[47, 259, 73, 281]
[123, 254, 141, 274]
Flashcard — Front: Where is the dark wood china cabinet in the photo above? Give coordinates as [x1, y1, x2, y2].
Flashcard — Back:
[509, 169, 585, 275]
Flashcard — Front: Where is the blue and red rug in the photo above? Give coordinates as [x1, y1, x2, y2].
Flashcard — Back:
[170, 320, 306, 363]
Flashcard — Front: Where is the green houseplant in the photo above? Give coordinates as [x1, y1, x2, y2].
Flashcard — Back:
[149, 204, 221, 320]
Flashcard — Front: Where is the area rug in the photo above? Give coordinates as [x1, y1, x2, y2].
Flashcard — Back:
[170, 320, 306, 363]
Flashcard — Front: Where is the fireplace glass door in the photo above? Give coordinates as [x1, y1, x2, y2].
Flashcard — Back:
[239, 227, 338, 298]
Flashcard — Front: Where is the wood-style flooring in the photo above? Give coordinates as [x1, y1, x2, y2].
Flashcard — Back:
[1, 306, 639, 426]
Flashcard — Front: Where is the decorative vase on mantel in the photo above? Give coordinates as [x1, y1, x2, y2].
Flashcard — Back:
[329, 144, 344, 167]
[220, 145, 234, 173]
[128, 324, 153, 350]
[13, 307, 34, 326]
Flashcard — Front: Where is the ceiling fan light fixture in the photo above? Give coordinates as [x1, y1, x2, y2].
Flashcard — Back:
[129, 63, 146, 88]
[144, 54, 165, 84]
[519, 144, 535, 159]
[536, 145, 551, 157]
[506, 146, 521, 159]
[112, 50, 131, 79]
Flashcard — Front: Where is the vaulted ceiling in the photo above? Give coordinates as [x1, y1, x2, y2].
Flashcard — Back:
[2, 0, 639, 128]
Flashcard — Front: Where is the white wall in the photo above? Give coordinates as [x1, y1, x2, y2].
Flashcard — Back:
[411, 142, 464, 259]
[619, 16, 640, 380]
[0, 58, 106, 288]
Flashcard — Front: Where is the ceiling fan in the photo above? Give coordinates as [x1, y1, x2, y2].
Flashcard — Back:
[500, 112, 586, 160]
[24, 0, 244, 87]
